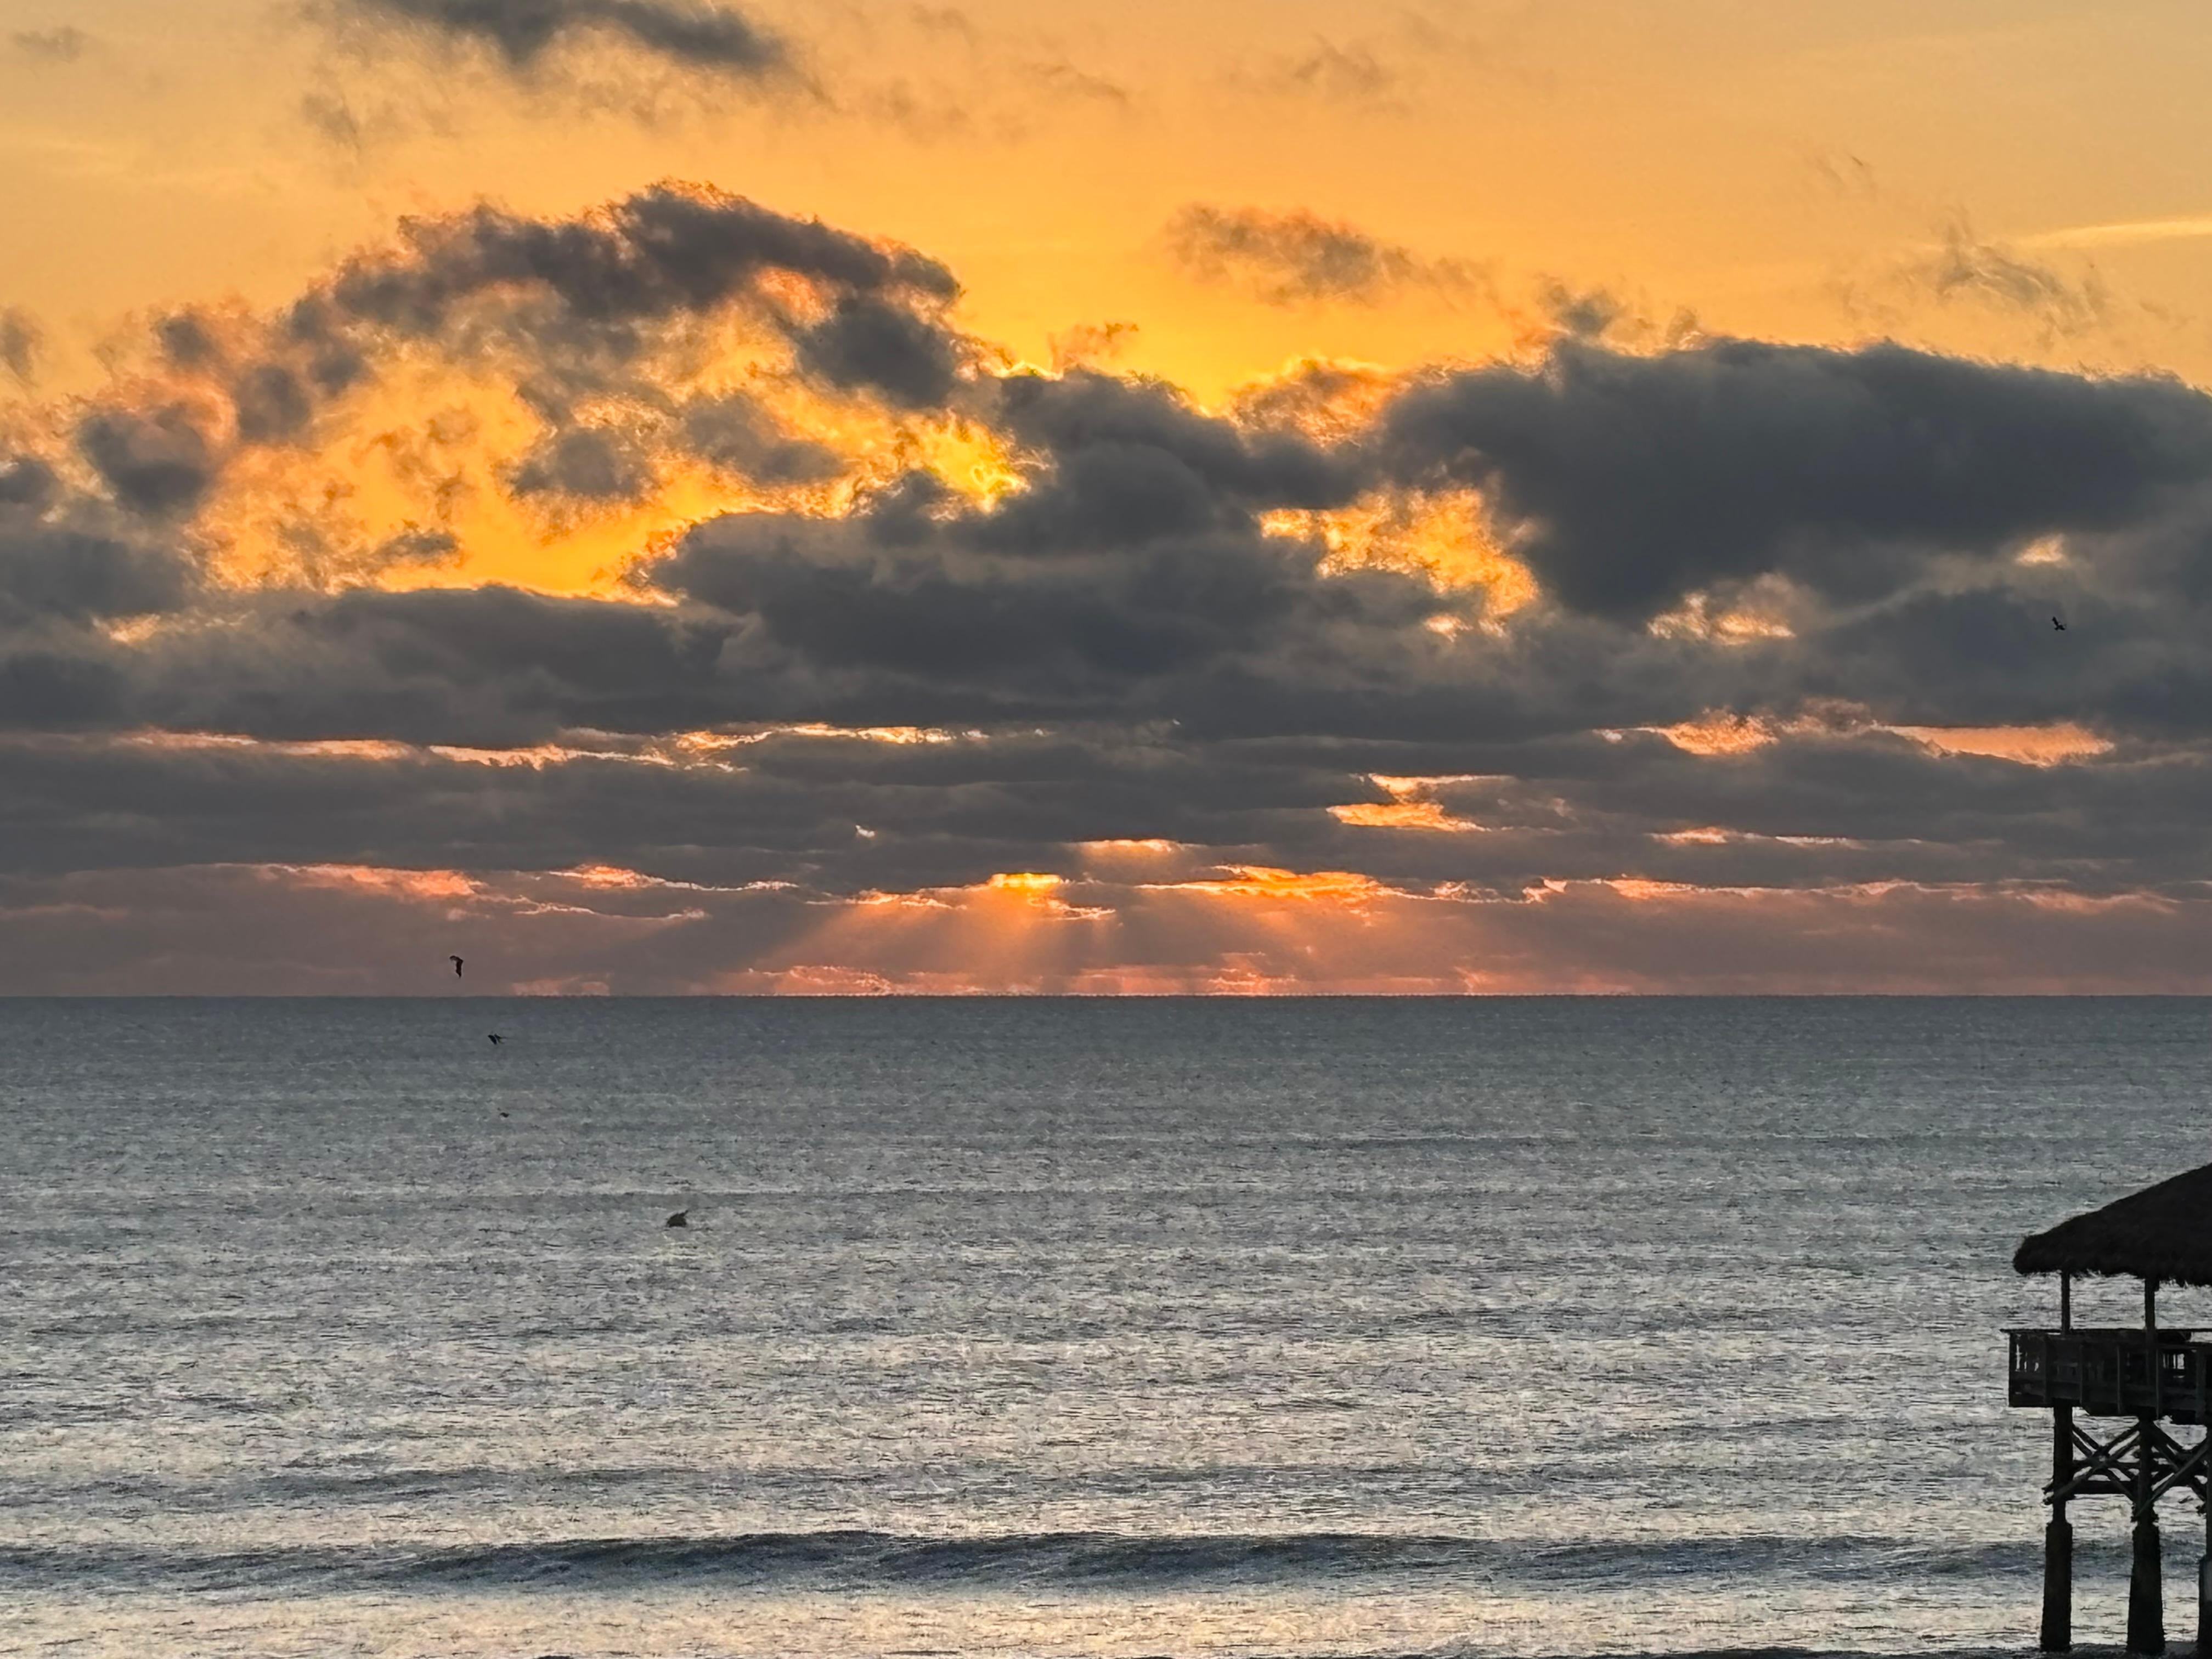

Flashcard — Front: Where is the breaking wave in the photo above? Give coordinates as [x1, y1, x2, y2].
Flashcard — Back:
[0, 1528, 2053, 1595]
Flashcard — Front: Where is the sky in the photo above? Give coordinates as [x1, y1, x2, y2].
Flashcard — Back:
[7, 0, 2212, 992]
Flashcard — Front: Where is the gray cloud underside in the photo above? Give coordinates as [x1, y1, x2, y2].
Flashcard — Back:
[4, 724, 2208, 899]
[14, 185, 2212, 921]
[1378, 338, 2212, 620]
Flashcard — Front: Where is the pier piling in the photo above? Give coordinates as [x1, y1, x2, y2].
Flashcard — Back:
[2040, 1514, 2072, 1652]
[2043, 1402, 2074, 1652]
[2198, 1506, 2211, 1656]
[2129, 1507, 2164, 1655]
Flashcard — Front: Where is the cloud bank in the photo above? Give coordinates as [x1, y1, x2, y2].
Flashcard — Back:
[9, 184, 2212, 991]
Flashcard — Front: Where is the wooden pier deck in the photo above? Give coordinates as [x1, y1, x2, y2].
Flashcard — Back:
[2010, 1328, 2212, 1425]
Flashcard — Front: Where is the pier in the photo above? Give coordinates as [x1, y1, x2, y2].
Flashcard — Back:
[2012, 1161, 2212, 1655]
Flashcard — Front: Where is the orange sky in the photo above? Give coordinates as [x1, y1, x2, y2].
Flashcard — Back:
[12, 1, 2212, 401]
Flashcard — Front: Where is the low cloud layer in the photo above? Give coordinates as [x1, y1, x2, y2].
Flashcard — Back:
[9, 187, 2212, 990]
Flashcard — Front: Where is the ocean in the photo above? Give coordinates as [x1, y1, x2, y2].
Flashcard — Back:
[4, 996, 2208, 1658]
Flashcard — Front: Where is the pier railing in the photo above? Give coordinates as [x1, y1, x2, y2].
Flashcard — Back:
[2008, 1327, 2212, 1423]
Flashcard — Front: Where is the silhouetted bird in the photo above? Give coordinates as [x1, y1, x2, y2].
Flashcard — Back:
[498, 1110, 510, 1118]
[666, 1209, 690, 1228]
[2052, 616, 2067, 631]
[450, 955, 465, 977]
[487, 1033, 503, 1045]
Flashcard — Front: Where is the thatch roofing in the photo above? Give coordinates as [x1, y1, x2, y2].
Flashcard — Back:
[2015, 1160, 2212, 1286]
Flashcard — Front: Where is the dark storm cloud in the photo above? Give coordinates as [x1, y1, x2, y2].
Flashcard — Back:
[13, 705, 2212, 948]
[986, 368, 1364, 539]
[1165, 205, 1480, 306]
[504, 422, 657, 501]
[0, 731, 811, 880]
[648, 514, 1428, 700]
[1379, 336, 2212, 620]
[74, 406, 224, 517]
[30, 331, 2212, 763]
[155, 584, 735, 746]
[0, 472, 204, 729]
[0, 455, 57, 508]
[228, 363, 316, 444]
[791, 296, 963, 411]
[0, 517, 200, 628]
[0, 349, 1446, 754]
[302, 184, 956, 342]
[0, 722, 1369, 894]
[0, 567, 1624, 757]
[621, 373, 1418, 707]
[0, 647, 127, 731]
[270, 184, 969, 445]
[335, 0, 788, 78]
[1407, 728, 2195, 873]
[676, 393, 842, 484]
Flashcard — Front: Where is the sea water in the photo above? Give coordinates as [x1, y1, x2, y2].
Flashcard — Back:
[4, 996, 2209, 1658]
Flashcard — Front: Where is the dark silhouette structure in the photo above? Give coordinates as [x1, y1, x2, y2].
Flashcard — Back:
[2011, 1162, 2212, 1654]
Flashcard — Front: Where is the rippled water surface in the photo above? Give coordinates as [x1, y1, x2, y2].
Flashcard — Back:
[5, 997, 2210, 1658]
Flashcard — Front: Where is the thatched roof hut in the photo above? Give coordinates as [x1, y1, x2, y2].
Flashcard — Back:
[2014, 1160, 2212, 1288]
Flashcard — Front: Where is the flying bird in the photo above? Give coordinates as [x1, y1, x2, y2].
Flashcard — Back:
[450, 955, 465, 977]
[666, 1209, 690, 1228]
[2052, 616, 2067, 631]
[487, 1033, 503, 1045]
[498, 1110, 510, 1119]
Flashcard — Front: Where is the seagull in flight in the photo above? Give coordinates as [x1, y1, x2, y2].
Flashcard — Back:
[665, 1209, 690, 1229]
[487, 1033, 503, 1045]
[450, 955, 465, 977]
[2052, 616, 2067, 631]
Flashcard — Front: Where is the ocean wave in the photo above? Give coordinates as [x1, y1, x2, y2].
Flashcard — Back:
[0, 1528, 2063, 1595]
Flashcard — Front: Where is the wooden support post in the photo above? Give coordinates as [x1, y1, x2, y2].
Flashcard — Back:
[2132, 1412, 2166, 1656]
[2040, 1271, 2079, 1652]
[2043, 1405, 2074, 1651]
[2132, 1507, 2165, 1654]
[2198, 1502, 2211, 1658]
